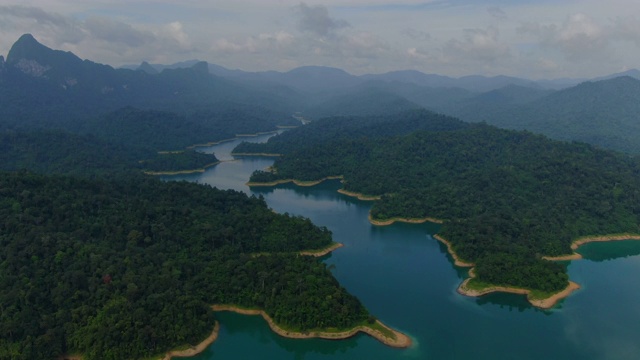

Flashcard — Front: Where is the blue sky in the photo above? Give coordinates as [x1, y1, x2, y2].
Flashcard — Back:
[0, 0, 638, 79]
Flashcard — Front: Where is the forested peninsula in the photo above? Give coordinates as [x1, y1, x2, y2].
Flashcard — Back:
[0, 171, 381, 359]
[242, 110, 640, 299]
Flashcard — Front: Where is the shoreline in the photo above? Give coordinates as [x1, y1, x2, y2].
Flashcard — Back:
[337, 189, 381, 201]
[187, 130, 281, 150]
[143, 162, 221, 176]
[161, 322, 220, 360]
[299, 242, 344, 257]
[211, 305, 411, 348]
[232, 152, 282, 157]
[457, 268, 581, 309]
[434, 234, 580, 309]
[542, 233, 640, 261]
[247, 176, 343, 187]
[369, 214, 444, 226]
[432, 234, 474, 267]
[243, 173, 596, 309]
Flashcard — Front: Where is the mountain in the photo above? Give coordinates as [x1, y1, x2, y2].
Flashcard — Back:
[137, 61, 158, 74]
[0, 34, 300, 131]
[436, 84, 554, 121]
[592, 69, 640, 82]
[303, 86, 422, 119]
[361, 70, 546, 92]
[461, 76, 640, 153]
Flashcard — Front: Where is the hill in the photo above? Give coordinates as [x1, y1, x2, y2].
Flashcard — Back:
[0, 34, 298, 132]
[0, 171, 368, 359]
[242, 111, 640, 293]
[458, 77, 640, 153]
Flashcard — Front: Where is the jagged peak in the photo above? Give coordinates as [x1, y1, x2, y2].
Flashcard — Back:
[6, 33, 82, 69]
[137, 61, 158, 75]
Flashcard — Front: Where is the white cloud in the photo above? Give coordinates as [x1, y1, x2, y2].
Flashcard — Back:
[293, 3, 349, 38]
[444, 26, 510, 62]
[1, 1, 639, 77]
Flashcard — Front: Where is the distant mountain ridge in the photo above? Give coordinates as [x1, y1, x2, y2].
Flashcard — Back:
[3, 33, 640, 154]
[0, 34, 300, 132]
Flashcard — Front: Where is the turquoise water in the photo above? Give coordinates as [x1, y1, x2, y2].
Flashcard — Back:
[166, 134, 640, 360]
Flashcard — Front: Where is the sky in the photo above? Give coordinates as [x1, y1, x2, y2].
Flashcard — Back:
[0, 0, 639, 79]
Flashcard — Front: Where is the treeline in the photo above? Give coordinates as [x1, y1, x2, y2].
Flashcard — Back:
[244, 111, 640, 292]
[233, 109, 469, 155]
[0, 171, 368, 359]
[0, 130, 219, 177]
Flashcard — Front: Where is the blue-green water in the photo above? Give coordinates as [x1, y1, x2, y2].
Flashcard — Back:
[166, 134, 640, 360]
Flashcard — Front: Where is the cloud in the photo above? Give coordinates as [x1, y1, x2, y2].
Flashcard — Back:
[293, 3, 350, 37]
[402, 27, 431, 42]
[0, 5, 85, 45]
[487, 6, 507, 21]
[444, 26, 510, 62]
[518, 13, 609, 61]
[212, 31, 296, 54]
[611, 16, 640, 47]
[83, 17, 153, 47]
[0, 5, 198, 65]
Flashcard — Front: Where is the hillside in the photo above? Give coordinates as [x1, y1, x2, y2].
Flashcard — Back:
[0, 34, 298, 132]
[0, 172, 369, 360]
[453, 77, 640, 153]
[243, 112, 640, 293]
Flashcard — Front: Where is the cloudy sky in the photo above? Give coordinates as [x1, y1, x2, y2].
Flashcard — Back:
[0, 0, 639, 79]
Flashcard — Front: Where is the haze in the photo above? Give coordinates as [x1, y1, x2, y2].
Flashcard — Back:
[0, 0, 639, 79]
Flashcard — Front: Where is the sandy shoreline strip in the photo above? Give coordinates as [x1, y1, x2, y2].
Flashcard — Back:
[232, 152, 282, 157]
[337, 189, 381, 201]
[369, 214, 444, 226]
[299, 242, 344, 257]
[542, 234, 640, 261]
[143, 162, 220, 176]
[161, 322, 220, 360]
[247, 176, 343, 187]
[434, 235, 581, 309]
[211, 305, 411, 348]
[457, 269, 581, 309]
[432, 235, 474, 267]
[186, 130, 280, 150]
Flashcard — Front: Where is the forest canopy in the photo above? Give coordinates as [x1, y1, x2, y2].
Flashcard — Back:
[0, 172, 368, 360]
[243, 110, 640, 293]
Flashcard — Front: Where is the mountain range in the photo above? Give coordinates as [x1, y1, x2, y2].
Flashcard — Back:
[3, 33, 640, 154]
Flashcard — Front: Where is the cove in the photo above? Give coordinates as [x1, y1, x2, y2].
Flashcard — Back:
[164, 133, 640, 360]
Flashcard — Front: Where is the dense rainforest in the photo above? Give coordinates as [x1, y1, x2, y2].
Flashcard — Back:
[244, 111, 640, 293]
[233, 109, 469, 155]
[0, 130, 219, 177]
[0, 171, 369, 360]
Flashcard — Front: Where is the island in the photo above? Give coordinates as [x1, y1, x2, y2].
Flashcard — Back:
[0, 171, 396, 360]
[239, 109, 640, 303]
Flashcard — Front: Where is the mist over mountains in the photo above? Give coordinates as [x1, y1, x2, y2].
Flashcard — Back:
[3, 33, 640, 153]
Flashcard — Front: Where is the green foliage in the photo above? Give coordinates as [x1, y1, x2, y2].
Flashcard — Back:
[244, 111, 640, 291]
[452, 77, 640, 154]
[234, 109, 469, 155]
[0, 172, 365, 359]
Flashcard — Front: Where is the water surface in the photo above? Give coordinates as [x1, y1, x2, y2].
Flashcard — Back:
[166, 133, 640, 360]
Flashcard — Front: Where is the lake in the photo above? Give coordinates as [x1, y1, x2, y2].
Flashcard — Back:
[165, 133, 640, 360]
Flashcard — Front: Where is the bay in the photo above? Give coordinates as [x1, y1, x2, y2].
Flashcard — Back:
[165, 133, 640, 360]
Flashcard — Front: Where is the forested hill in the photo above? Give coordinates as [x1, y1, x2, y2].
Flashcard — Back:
[0, 34, 298, 132]
[448, 76, 640, 154]
[0, 172, 369, 359]
[233, 109, 469, 155]
[246, 114, 640, 293]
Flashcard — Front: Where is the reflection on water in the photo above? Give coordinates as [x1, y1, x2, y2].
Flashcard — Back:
[165, 134, 640, 360]
[577, 240, 640, 262]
